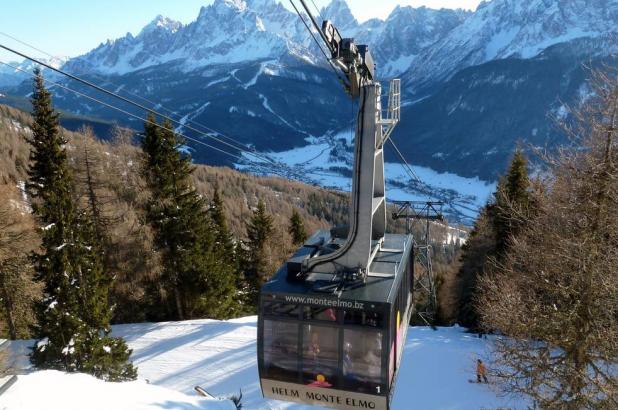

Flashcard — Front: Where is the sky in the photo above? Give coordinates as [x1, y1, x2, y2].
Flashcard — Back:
[0, 0, 483, 62]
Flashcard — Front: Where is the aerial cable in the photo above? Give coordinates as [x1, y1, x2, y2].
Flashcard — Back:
[386, 138, 425, 187]
[288, 0, 348, 87]
[0, 32, 295, 172]
[308, 0, 324, 22]
[0, 60, 296, 179]
[0, 43, 289, 169]
[0, 60, 328, 181]
[0, 60, 239, 160]
[0, 43, 326, 182]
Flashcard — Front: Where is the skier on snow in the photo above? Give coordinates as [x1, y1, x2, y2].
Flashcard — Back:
[476, 359, 488, 383]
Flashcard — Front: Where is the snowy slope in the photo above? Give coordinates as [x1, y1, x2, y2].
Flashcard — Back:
[114, 319, 527, 409]
[0, 370, 235, 410]
[237, 131, 495, 223]
[2, 318, 529, 409]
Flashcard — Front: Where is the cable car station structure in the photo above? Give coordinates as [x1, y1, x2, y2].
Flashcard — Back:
[258, 2, 412, 409]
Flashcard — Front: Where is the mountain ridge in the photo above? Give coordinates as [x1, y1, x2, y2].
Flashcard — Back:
[1, 0, 616, 187]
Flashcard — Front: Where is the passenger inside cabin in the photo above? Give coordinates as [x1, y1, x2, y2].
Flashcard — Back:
[343, 329, 383, 393]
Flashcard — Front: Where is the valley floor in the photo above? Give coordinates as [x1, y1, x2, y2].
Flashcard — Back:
[3, 318, 528, 409]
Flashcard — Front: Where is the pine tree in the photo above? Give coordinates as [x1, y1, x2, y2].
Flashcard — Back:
[288, 208, 308, 246]
[493, 148, 531, 256]
[141, 116, 235, 320]
[210, 186, 235, 259]
[0, 184, 41, 339]
[457, 149, 533, 330]
[27, 70, 136, 381]
[245, 199, 274, 306]
[455, 204, 496, 330]
[478, 71, 618, 408]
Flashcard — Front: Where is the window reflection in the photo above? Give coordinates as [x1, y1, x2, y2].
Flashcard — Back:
[303, 306, 338, 322]
[263, 302, 300, 318]
[263, 320, 298, 382]
[302, 325, 338, 388]
[343, 329, 383, 394]
[343, 310, 383, 327]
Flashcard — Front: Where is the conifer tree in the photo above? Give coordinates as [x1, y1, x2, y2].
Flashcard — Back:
[27, 69, 136, 381]
[288, 208, 308, 246]
[493, 148, 531, 256]
[210, 186, 235, 259]
[457, 149, 533, 330]
[245, 199, 274, 306]
[0, 185, 40, 339]
[141, 116, 235, 320]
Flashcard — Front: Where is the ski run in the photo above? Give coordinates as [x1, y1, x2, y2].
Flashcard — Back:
[1, 317, 528, 409]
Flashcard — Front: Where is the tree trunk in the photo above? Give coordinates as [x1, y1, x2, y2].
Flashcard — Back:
[1, 283, 17, 340]
[174, 286, 184, 321]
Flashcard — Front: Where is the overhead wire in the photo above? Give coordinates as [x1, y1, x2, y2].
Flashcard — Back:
[386, 138, 425, 187]
[287, 0, 348, 86]
[0, 43, 335, 181]
[1, 60, 241, 161]
[0, 31, 281, 166]
[0, 35, 337, 187]
[0, 42, 287, 169]
[0, 33, 475, 219]
[309, 0, 324, 22]
[0, 60, 299, 179]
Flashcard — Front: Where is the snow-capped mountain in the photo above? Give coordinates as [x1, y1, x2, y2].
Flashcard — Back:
[64, 0, 312, 75]
[63, 0, 467, 78]
[1, 0, 617, 209]
[0, 57, 67, 87]
[405, 0, 618, 92]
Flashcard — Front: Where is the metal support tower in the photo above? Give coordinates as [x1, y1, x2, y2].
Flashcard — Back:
[392, 201, 444, 325]
[303, 79, 400, 277]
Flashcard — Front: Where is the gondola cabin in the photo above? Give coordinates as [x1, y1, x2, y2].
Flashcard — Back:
[257, 229, 414, 410]
[256, 11, 408, 407]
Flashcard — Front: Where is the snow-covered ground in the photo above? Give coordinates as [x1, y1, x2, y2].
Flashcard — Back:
[0, 371, 234, 410]
[237, 134, 495, 224]
[2, 318, 527, 409]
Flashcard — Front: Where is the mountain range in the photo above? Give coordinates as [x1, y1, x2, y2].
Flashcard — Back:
[1, 0, 616, 192]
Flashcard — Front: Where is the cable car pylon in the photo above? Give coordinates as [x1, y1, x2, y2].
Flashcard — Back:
[392, 201, 444, 326]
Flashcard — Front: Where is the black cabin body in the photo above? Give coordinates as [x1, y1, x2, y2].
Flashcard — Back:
[258, 231, 414, 410]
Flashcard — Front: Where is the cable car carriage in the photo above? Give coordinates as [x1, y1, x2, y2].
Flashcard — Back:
[257, 13, 411, 408]
[258, 229, 413, 410]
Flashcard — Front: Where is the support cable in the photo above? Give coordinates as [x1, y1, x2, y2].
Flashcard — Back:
[0, 30, 276, 164]
[288, 0, 347, 86]
[0, 60, 293, 178]
[309, 0, 324, 22]
[386, 139, 426, 188]
[0, 42, 286, 169]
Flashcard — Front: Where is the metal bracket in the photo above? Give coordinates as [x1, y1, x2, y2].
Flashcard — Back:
[379, 79, 400, 145]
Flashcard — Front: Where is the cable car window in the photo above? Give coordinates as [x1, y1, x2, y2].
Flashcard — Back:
[343, 329, 383, 394]
[263, 301, 300, 318]
[302, 325, 339, 388]
[263, 320, 298, 382]
[302, 306, 338, 322]
[343, 310, 383, 327]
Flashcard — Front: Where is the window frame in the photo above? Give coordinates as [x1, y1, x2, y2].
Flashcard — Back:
[259, 295, 389, 393]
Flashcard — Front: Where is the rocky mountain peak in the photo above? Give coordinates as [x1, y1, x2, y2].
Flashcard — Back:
[138, 15, 182, 37]
[321, 0, 358, 31]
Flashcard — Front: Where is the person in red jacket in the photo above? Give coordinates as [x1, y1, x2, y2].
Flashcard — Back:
[476, 359, 488, 383]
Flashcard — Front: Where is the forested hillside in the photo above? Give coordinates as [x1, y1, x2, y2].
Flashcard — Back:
[0, 100, 464, 336]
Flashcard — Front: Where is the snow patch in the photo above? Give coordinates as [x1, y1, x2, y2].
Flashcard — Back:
[1, 370, 235, 410]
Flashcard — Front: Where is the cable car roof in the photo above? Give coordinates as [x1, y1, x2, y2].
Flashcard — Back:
[261, 232, 412, 306]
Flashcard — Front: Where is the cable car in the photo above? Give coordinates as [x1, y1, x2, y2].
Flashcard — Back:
[257, 230, 413, 410]
[258, 3, 410, 407]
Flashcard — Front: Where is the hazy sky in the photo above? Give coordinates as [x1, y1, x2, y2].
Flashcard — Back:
[0, 1, 483, 62]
